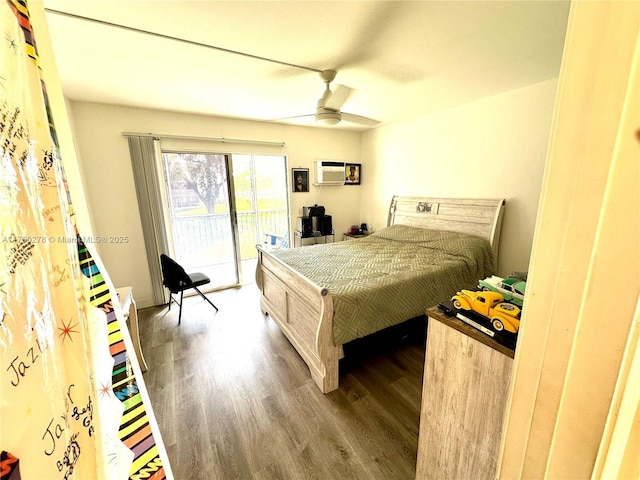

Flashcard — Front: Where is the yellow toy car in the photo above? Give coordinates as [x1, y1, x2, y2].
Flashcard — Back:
[451, 289, 521, 333]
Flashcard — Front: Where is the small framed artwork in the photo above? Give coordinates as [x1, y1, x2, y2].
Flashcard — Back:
[344, 163, 361, 185]
[292, 168, 309, 192]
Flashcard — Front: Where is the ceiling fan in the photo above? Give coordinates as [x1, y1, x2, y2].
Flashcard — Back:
[44, 10, 387, 127]
[282, 70, 380, 127]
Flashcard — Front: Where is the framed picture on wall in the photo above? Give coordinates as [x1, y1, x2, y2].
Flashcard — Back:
[292, 168, 309, 192]
[345, 163, 361, 185]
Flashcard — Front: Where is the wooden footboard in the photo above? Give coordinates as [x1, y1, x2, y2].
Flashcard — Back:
[256, 244, 343, 393]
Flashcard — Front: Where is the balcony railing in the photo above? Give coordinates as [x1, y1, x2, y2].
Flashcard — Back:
[172, 209, 288, 269]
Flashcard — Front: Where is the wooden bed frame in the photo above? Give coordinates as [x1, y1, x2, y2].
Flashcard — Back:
[255, 196, 505, 393]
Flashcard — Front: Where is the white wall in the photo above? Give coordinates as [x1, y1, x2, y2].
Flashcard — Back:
[69, 102, 361, 307]
[360, 79, 559, 276]
[70, 78, 557, 305]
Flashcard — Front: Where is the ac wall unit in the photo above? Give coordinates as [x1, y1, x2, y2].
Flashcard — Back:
[313, 160, 345, 185]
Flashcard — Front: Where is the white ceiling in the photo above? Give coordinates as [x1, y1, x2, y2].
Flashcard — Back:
[42, 0, 571, 132]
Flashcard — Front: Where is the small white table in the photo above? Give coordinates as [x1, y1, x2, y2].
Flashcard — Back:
[116, 287, 148, 372]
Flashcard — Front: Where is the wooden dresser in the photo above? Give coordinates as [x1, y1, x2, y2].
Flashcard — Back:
[416, 306, 514, 479]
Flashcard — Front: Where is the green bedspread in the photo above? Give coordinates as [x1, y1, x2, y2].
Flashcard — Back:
[269, 225, 495, 345]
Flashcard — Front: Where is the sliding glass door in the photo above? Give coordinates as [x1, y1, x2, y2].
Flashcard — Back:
[232, 154, 289, 257]
[162, 152, 239, 289]
[161, 151, 287, 291]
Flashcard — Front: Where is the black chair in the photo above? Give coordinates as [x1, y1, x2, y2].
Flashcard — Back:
[160, 254, 218, 325]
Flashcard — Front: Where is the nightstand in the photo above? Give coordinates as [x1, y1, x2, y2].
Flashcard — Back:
[342, 232, 370, 240]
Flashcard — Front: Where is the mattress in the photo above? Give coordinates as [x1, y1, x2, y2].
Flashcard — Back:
[268, 225, 495, 344]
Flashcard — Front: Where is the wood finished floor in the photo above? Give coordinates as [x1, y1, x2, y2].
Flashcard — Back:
[138, 284, 427, 480]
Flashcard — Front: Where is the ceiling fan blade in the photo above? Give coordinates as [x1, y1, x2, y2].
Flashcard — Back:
[341, 112, 380, 126]
[273, 113, 315, 121]
[324, 85, 352, 110]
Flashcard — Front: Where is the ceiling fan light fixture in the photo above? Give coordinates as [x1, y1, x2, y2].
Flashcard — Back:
[316, 111, 341, 125]
[279, 70, 376, 127]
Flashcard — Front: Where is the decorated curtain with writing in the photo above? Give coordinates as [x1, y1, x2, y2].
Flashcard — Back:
[0, 1, 169, 478]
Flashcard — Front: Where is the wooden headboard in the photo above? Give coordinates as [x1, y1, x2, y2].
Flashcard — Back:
[387, 196, 506, 259]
